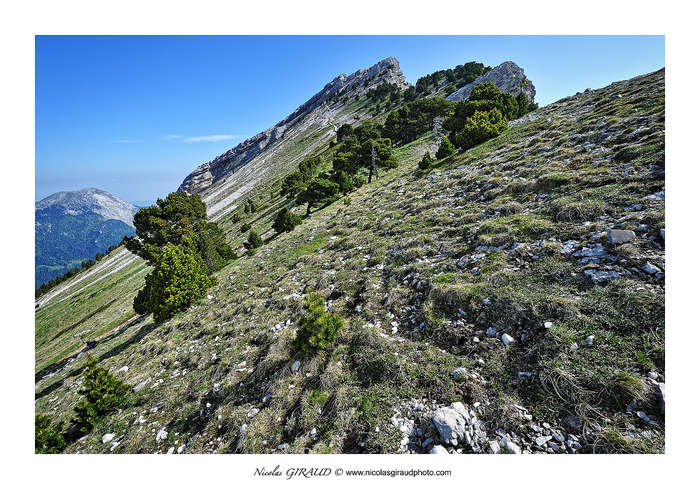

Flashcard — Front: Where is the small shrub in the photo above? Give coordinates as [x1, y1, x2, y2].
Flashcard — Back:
[455, 109, 508, 150]
[273, 208, 303, 234]
[246, 230, 263, 250]
[241, 223, 252, 233]
[73, 355, 130, 434]
[293, 292, 344, 357]
[35, 414, 67, 453]
[418, 151, 432, 170]
[436, 136, 455, 159]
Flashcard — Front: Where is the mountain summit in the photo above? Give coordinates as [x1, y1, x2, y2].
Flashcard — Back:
[35, 188, 139, 288]
[36, 187, 139, 227]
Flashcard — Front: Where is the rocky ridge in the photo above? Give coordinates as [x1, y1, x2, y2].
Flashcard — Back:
[178, 57, 409, 197]
[447, 60, 536, 104]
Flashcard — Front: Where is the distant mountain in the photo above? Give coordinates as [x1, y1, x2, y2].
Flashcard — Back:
[35, 188, 139, 288]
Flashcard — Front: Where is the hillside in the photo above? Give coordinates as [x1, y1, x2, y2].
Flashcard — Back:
[35, 188, 138, 288]
[34, 65, 665, 455]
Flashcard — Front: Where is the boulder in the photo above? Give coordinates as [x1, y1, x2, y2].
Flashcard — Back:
[432, 402, 470, 446]
[608, 229, 636, 244]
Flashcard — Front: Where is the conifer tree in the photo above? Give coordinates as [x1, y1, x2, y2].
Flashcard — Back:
[436, 136, 455, 159]
[293, 292, 344, 357]
[137, 242, 216, 322]
[73, 354, 130, 433]
[419, 151, 432, 170]
[273, 208, 303, 233]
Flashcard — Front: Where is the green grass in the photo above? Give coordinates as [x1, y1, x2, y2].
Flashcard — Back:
[35, 68, 665, 455]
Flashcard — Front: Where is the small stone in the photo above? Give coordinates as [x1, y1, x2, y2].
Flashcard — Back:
[641, 262, 661, 274]
[544, 322, 553, 329]
[646, 190, 665, 201]
[585, 269, 621, 284]
[429, 445, 449, 454]
[552, 432, 565, 443]
[167, 446, 175, 454]
[487, 327, 498, 337]
[156, 428, 168, 442]
[291, 361, 301, 373]
[473, 336, 480, 343]
[535, 435, 552, 446]
[547, 440, 560, 452]
[355, 306, 363, 312]
[502, 334, 515, 346]
[277, 443, 290, 451]
[499, 438, 522, 454]
[585, 335, 595, 345]
[656, 383, 665, 413]
[102, 433, 116, 444]
[451, 367, 468, 380]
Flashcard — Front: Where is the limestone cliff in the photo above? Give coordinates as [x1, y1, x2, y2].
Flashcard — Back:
[178, 57, 408, 195]
[447, 61, 536, 103]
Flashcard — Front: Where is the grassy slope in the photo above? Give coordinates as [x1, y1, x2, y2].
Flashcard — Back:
[34, 69, 665, 454]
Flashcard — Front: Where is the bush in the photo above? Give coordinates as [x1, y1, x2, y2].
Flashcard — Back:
[273, 208, 303, 234]
[73, 355, 130, 434]
[246, 230, 263, 250]
[138, 242, 217, 322]
[419, 151, 432, 170]
[436, 136, 455, 159]
[240, 223, 252, 233]
[293, 292, 344, 357]
[454, 109, 508, 150]
[35, 414, 67, 453]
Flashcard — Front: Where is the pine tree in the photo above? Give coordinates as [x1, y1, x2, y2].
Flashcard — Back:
[273, 208, 302, 234]
[246, 230, 263, 250]
[73, 355, 130, 433]
[35, 414, 67, 453]
[419, 151, 432, 170]
[139, 242, 216, 323]
[293, 292, 344, 357]
[436, 136, 455, 159]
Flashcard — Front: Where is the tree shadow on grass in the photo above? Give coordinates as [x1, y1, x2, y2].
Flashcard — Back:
[34, 315, 157, 401]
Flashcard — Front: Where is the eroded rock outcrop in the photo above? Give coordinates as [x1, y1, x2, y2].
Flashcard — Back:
[447, 60, 536, 103]
[178, 57, 408, 195]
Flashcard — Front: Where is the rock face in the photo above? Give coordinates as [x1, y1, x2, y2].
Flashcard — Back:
[447, 61, 536, 103]
[178, 57, 409, 195]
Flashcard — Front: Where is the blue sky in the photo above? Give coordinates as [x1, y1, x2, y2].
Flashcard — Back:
[35, 35, 664, 207]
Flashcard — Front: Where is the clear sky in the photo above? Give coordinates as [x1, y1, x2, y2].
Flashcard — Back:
[35, 35, 665, 207]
